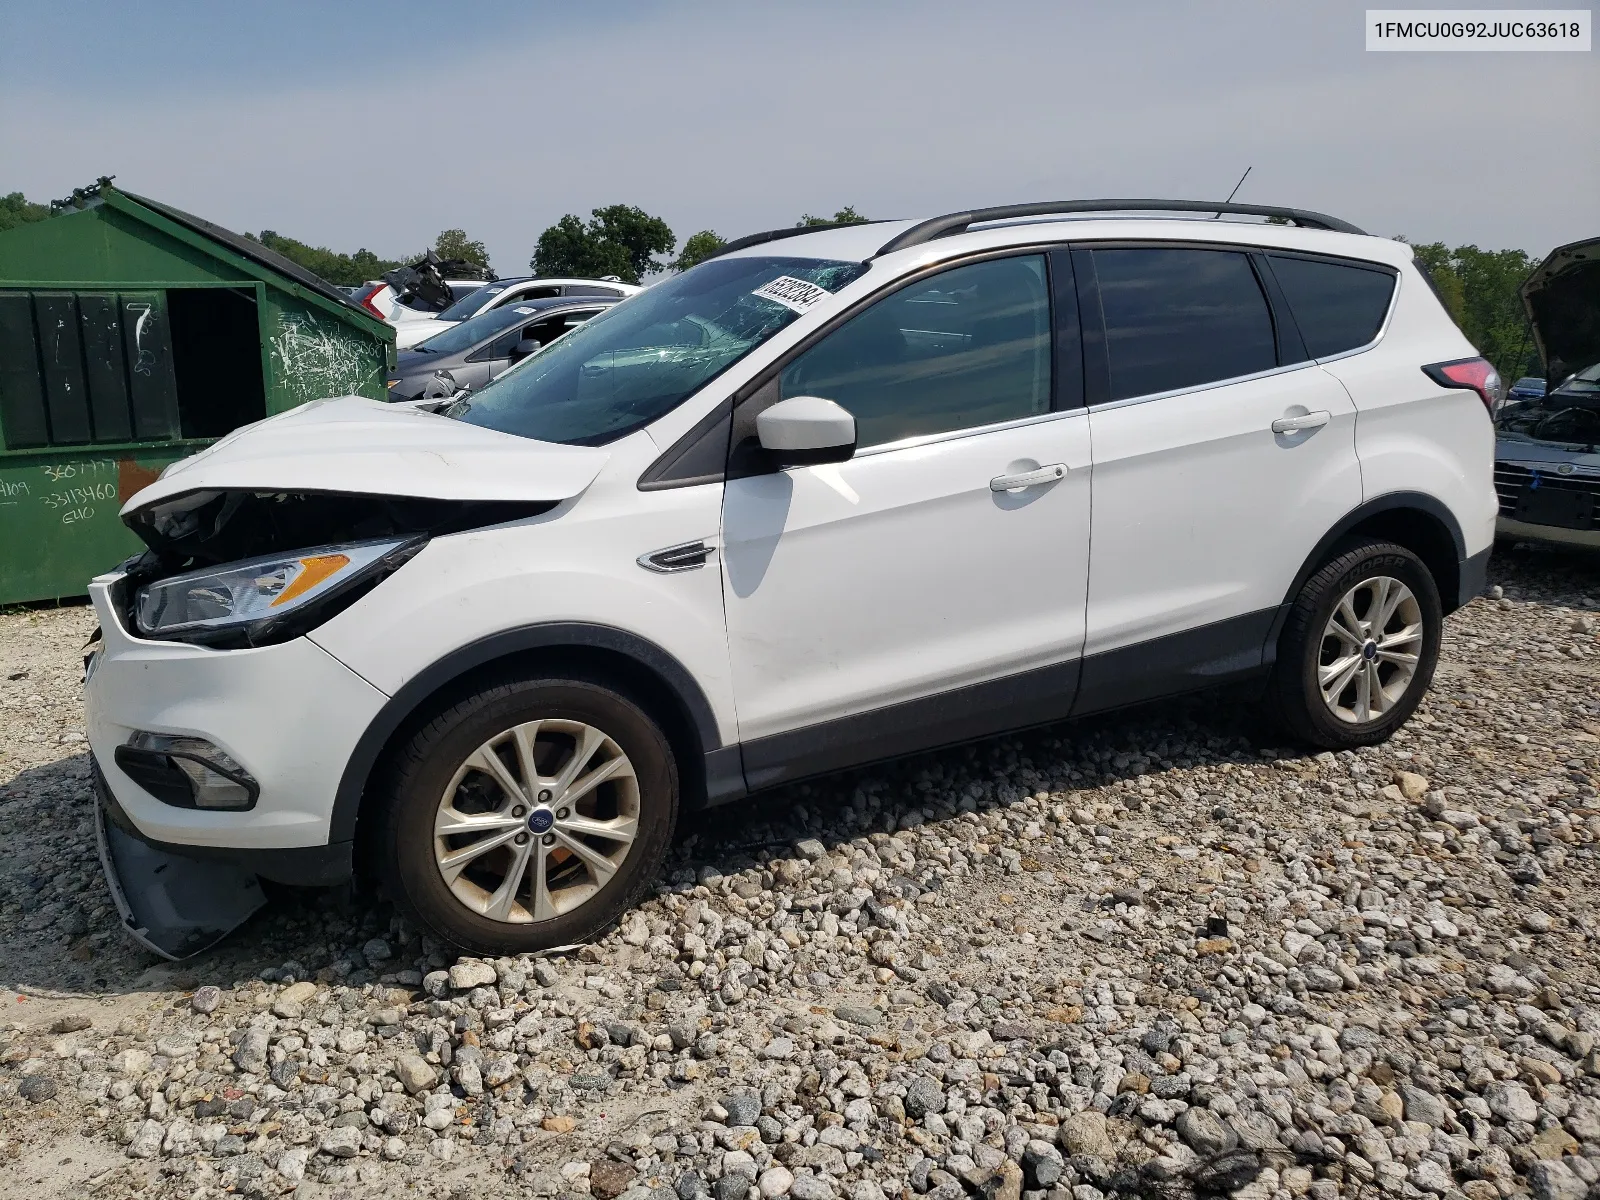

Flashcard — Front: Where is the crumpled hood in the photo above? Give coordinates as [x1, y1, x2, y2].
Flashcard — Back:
[1521, 237, 1600, 387]
[122, 395, 609, 515]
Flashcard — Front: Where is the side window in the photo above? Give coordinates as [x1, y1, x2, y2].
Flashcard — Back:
[1092, 248, 1276, 402]
[778, 255, 1051, 449]
[563, 284, 622, 297]
[1267, 255, 1396, 359]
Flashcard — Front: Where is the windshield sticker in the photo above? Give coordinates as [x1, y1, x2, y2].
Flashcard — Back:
[752, 276, 831, 314]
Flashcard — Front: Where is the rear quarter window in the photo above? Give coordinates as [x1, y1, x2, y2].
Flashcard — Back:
[1266, 255, 1397, 359]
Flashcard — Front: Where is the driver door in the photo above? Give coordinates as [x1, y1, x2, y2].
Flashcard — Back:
[719, 253, 1093, 788]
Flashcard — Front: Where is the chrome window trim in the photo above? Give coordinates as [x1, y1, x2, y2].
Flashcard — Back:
[847, 405, 1088, 460]
[1085, 359, 1322, 415]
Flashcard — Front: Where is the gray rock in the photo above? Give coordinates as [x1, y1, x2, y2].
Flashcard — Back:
[190, 985, 222, 1014]
[394, 1053, 438, 1094]
[905, 1075, 946, 1119]
[1486, 1081, 1539, 1123]
[834, 1005, 884, 1028]
[232, 1027, 268, 1074]
[1227, 1110, 1284, 1151]
[449, 960, 497, 990]
[789, 1173, 834, 1200]
[1175, 1107, 1237, 1155]
[759, 1166, 794, 1199]
[1528, 1160, 1587, 1200]
[794, 839, 827, 861]
[18, 1075, 56, 1103]
[125, 1118, 164, 1158]
[1400, 1084, 1448, 1128]
[319, 1125, 361, 1159]
[1058, 1111, 1113, 1159]
[276, 1146, 309, 1182]
[722, 1088, 761, 1126]
[1022, 1139, 1064, 1188]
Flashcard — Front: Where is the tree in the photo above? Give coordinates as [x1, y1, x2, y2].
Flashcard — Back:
[0, 191, 50, 234]
[432, 228, 491, 274]
[673, 230, 727, 272]
[1400, 238, 1540, 379]
[250, 230, 402, 287]
[796, 205, 870, 228]
[531, 205, 675, 284]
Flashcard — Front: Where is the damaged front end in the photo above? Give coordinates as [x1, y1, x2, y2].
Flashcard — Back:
[115, 488, 548, 649]
[96, 487, 553, 959]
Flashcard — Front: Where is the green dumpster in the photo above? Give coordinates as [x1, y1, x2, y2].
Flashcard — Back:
[0, 178, 396, 605]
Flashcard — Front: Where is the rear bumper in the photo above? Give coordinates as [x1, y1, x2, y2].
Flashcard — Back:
[1457, 546, 1492, 608]
[1497, 515, 1600, 550]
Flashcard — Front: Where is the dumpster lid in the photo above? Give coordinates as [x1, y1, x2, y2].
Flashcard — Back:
[121, 190, 372, 318]
[122, 396, 611, 512]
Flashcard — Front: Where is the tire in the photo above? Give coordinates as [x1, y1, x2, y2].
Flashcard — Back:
[1270, 540, 1442, 750]
[377, 675, 678, 956]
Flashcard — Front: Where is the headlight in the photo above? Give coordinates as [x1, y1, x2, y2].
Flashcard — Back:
[135, 538, 409, 640]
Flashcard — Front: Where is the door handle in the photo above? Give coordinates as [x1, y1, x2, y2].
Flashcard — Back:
[990, 463, 1067, 492]
[1271, 410, 1331, 434]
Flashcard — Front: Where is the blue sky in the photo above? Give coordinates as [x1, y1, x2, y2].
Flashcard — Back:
[3, 1, 1595, 275]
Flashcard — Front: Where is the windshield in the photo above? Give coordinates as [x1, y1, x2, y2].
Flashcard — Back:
[436, 283, 508, 322]
[448, 256, 868, 445]
[411, 304, 542, 356]
[1556, 361, 1600, 393]
[1512, 376, 1546, 392]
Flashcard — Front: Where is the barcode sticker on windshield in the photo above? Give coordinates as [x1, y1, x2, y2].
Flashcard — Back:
[752, 276, 830, 314]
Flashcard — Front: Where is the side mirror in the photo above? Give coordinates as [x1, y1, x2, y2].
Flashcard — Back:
[511, 338, 542, 360]
[756, 395, 856, 466]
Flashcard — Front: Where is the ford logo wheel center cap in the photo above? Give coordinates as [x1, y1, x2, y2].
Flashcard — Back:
[527, 808, 555, 834]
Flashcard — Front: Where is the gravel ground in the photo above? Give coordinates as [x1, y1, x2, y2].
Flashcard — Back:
[2, 544, 1598, 1200]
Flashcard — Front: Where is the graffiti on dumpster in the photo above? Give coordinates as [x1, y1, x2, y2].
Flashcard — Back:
[269, 310, 380, 406]
[0, 457, 165, 527]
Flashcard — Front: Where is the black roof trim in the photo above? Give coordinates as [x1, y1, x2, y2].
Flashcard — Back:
[122, 190, 375, 317]
[704, 220, 889, 262]
[874, 200, 1365, 257]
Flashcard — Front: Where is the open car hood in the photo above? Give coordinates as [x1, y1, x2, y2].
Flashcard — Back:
[122, 395, 609, 514]
[1522, 237, 1600, 387]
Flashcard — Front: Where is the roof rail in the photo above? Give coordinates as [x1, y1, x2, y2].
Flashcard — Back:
[704, 219, 889, 262]
[874, 200, 1365, 256]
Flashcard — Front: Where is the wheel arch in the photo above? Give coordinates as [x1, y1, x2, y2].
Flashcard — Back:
[331, 623, 731, 849]
[1266, 492, 1467, 664]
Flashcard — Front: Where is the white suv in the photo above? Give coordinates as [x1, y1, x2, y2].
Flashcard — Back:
[85, 200, 1499, 958]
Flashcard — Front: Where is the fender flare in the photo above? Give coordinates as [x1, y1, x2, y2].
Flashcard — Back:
[1264, 491, 1469, 662]
[327, 622, 724, 843]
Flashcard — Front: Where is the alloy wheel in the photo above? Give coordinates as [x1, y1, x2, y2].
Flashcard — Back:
[432, 719, 638, 923]
[1316, 575, 1424, 724]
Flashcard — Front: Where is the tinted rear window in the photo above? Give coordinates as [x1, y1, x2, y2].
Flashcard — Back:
[1267, 255, 1396, 359]
[1093, 248, 1277, 401]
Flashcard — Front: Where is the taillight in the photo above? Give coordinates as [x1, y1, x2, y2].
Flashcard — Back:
[355, 285, 388, 321]
[1422, 357, 1501, 414]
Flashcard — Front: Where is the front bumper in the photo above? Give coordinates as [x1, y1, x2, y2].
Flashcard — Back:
[1497, 514, 1600, 550]
[84, 575, 389, 863]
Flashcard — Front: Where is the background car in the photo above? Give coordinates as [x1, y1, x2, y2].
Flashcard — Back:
[351, 278, 486, 322]
[1493, 235, 1600, 551]
[1506, 375, 1546, 401]
[392, 276, 642, 348]
[386, 296, 616, 400]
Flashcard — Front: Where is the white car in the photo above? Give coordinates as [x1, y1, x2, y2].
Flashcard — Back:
[391, 277, 644, 349]
[352, 278, 486, 324]
[86, 200, 1498, 958]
